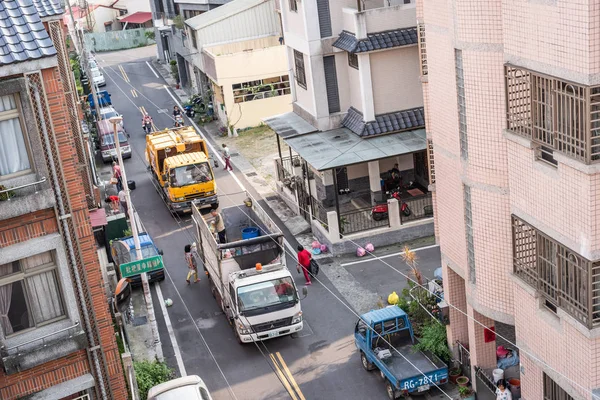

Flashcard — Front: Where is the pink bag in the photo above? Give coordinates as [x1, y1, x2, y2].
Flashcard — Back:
[312, 240, 320, 249]
[357, 247, 366, 257]
[365, 243, 374, 252]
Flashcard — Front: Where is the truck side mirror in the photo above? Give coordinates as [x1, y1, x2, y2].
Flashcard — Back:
[161, 174, 167, 181]
[301, 286, 308, 299]
[158, 249, 164, 255]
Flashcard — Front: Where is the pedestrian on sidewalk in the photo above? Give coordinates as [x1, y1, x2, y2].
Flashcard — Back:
[112, 161, 123, 192]
[210, 209, 227, 243]
[222, 143, 233, 171]
[185, 243, 200, 284]
[104, 194, 120, 214]
[296, 245, 312, 285]
[118, 189, 128, 217]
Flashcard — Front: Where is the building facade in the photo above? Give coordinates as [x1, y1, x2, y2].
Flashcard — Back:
[265, 0, 434, 254]
[0, 1, 126, 399]
[420, 0, 600, 399]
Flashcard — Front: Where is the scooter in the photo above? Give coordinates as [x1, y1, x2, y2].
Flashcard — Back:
[184, 104, 195, 118]
[174, 115, 184, 127]
[371, 188, 411, 221]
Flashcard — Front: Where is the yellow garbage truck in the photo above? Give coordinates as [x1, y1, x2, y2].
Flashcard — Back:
[146, 127, 218, 213]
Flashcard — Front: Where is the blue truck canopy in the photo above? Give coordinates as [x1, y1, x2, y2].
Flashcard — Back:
[361, 306, 408, 326]
[87, 90, 111, 110]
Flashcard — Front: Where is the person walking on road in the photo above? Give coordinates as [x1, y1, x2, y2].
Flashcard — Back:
[185, 243, 200, 284]
[112, 161, 123, 192]
[210, 209, 227, 243]
[222, 143, 233, 171]
[118, 189, 128, 217]
[296, 245, 312, 285]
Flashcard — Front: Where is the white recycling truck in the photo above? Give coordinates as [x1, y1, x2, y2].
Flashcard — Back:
[192, 195, 305, 343]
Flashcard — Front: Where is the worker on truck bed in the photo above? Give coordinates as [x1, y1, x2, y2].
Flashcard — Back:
[210, 209, 227, 243]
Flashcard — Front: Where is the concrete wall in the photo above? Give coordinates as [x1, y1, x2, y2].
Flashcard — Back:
[84, 28, 156, 52]
[370, 47, 423, 115]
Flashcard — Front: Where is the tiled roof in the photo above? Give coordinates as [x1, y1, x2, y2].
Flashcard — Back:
[333, 27, 418, 53]
[342, 107, 425, 137]
[0, 0, 56, 66]
[32, 0, 63, 18]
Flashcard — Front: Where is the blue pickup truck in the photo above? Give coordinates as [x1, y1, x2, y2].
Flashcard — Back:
[355, 306, 449, 399]
[110, 232, 165, 287]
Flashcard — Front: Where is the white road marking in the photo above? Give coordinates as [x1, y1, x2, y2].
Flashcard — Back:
[154, 225, 193, 240]
[146, 61, 160, 78]
[155, 282, 187, 377]
[163, 85, 247, 192]
[340, 244, 440, 267]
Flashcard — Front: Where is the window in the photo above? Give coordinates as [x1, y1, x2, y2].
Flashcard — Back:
[190, 29, 197, 49]
[289, 0, 297, 12]
[323, 55, 340, 113]
[183, 10, 202, 20]
[512, 215, 600, 328]
[417, 23, 428, 76]
[455, 50, 468, 160]
[316, 0, 332, 38]
[356, 319, 367, 337]
[543, 373, 574, 400]
[464, 185, 475, 283]
[348, 52, 358, 69]
[0, 94, 31, 178]
[294, 50, 306, 90]
[427, 139, 435, 184]
[404, 0, 412, 3]
[232, 75, 291, 103]
[0, 252, 66, 337]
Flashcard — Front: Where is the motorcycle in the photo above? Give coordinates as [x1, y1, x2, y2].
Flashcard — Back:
[184, 104, 195, 118]
[174, 115, 184, 127]
[371, 188, 411, 221]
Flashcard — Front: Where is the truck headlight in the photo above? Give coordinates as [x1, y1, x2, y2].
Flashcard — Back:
[291, 311, 303, 324]
[237, 322, 252, 335]
[205, 191, 215, 195]
[175, 197, 185, 201]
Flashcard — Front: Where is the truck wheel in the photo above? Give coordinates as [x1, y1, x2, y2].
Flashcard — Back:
[385, 381, 398, 400]
[361, 352, 375, 371]
[211, 202, 219, 210]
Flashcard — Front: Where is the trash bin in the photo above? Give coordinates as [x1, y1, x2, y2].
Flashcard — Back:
[127, 180, 135, 190]
[241, 227, 260, 239]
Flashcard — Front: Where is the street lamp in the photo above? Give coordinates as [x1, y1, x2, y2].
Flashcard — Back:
[108, 116, 163, 361]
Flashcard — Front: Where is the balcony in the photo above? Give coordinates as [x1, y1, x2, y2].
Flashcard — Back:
[506, 64, 600, 165]
[1, 322, 87, 375]
[512, 215, 600, 329]
[0, 176, 55, 222]
[152, 12, 176, 28]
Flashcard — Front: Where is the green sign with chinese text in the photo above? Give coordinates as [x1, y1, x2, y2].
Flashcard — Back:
[119, 255, 164, 278]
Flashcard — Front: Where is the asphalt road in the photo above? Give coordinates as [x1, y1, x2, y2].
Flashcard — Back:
[96, 52, 397, 400]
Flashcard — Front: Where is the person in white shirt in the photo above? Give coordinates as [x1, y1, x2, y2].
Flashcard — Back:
[495, 379, 512, 400]
[118, 189, 128, 217]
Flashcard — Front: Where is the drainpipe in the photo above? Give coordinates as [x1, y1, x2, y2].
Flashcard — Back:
[31, 83, 108, 400]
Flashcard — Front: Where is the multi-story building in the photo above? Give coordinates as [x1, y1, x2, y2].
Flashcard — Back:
[420, 0, 600, 398]
[265, 0, 434, 254]
[0, 1, 126, 399]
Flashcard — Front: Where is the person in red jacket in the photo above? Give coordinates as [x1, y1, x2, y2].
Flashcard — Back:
[296, 245, 312, 285]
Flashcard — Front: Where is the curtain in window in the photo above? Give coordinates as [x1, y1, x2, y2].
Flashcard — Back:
[0, 95, 30, 176]
[0, 263, 14, 335]
[25, 270, 64, 324]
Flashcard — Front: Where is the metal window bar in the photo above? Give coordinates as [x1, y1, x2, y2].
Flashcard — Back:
[1, 321, 80, 356]
[294, 50, 306, 89]
[310, 197, 328, 231]
[506, 64, 600, 164]
[455, 341, 471, 380]
[0, 176, 47, 198]
[417, 23, 428, 76]
[427, 139, 435, 184]
[543, 373, 574, 400]
[340, 207, 389, 235]
[512, 215, 600, 328]
[474, 366, 497, 394]
[455, 50, 468, 159]
[464, 185, 475, 283]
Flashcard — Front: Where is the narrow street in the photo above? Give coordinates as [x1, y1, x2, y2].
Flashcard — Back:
[95, 47, 446, 400]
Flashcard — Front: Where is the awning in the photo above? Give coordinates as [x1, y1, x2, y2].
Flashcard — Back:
[284, 127, 427, 171]
[89, 208, 107, 228]
[263, 112, 317, 139]
[118, 11, 152, 24]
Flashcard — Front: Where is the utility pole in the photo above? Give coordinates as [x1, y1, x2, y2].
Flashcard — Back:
[109, 117, 163, 362]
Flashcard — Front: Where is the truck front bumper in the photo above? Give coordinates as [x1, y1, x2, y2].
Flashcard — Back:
[171, 194, 219, 213]
[239, 321, 303, 343]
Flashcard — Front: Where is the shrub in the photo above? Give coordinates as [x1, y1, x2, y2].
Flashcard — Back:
[134, 360, 174, 400]
[413, 320, 451, 363]
[144, 30, 155, 40]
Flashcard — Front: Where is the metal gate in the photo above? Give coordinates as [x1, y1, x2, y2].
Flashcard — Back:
[297, 163, 312, 221]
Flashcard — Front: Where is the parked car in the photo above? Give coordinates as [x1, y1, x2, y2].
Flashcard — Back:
[97, 119, 130, 162]
[91, 68, 105, 87]
[148, 375, 212, 400]
[99, 106, 124, 130]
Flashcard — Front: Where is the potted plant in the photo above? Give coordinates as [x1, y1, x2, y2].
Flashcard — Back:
[449, 366, 462, 384]
[456, 376, 469, 387]
[458, 385, 475, 400]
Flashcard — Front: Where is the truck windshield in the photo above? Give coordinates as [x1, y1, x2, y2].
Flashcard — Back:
[170, 163, 213, 187]
[237, 277, 297, 316]
[128, 244, 158, 261]
[101, 132, 127, 146]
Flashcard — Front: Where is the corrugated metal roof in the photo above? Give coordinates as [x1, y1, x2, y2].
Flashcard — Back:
[186, 0, 270, 30]
[0, 0, 57, 66]
[32, 0, 63, 18]
[361, 306, 407, 325]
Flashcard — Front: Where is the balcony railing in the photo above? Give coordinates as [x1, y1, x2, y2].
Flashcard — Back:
[341, 206, 390, 234]
[512, 215, 600, 329]
[400, 192, 433, 223]
[506, 64, 600, 164]
[1, 321, 81, 356]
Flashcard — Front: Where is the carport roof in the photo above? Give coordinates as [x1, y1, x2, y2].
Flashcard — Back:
[284, 127, 427, 171]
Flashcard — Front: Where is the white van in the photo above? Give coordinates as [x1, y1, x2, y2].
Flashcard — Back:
[91, 68, 105, 87]
[147, 375, 212, 400]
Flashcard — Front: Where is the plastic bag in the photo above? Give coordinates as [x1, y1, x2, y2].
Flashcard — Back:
[388, 291, 399, 305]
[312, 240, 321, 249]
[365, 243, 374, 252]
[357, 247, 366, 257]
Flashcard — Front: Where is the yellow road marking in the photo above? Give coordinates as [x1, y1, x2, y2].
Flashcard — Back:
[119, 65, 130, 83]
[275, 352, 306, 400]
[270, 353, 298, 400]
[131, 89, 137, 97]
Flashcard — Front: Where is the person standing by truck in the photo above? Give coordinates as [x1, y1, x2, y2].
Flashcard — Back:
[221, 143, 233, 171]
[210, 209, 227, 243]
[296, 245, 312, 285]
[185, 243, 200, 284]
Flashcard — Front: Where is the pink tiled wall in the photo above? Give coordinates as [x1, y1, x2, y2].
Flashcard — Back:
[443, 266, 469, 345]
[455, 0, 503, 45]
